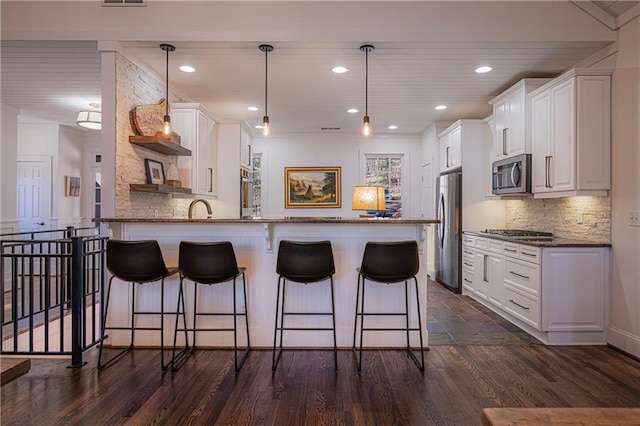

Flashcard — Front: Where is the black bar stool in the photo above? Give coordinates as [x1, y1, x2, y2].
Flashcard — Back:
[352, 240, 425, 372]
[272, 240, 337, 372]
[172, 241, 250, 372]
[98, 239, 181, 371]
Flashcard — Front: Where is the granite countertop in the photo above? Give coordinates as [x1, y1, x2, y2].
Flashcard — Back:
[464, 231, 611, 248]
[95, 217, 440, 225]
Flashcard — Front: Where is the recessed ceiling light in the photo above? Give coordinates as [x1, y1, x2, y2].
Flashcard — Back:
[179, 65, 196, 73]
[248, 106, 259, 111]
[388, 125, 398, 130]
[347, 108, 359, 114]
[475, 66, 492, 73]
[332, 66, 349, 74]
[435, 105, 447, 110]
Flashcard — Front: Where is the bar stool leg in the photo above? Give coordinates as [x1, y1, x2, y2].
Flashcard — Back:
[171, 277, 192, 371]
[232, 272, 250, 373]
[272, 276, 284, 371]
[98, 278, 136, 371]
[413, 277, 425, 370]
[329, 276, 338, 371]
[404, 280, 410, 352]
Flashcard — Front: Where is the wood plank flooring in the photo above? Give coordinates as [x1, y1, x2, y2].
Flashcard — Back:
[2, 281, 639, 425]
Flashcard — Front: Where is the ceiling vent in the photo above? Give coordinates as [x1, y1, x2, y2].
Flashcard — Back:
[102, 0, 147, 6]
[321, 127, 341, 131]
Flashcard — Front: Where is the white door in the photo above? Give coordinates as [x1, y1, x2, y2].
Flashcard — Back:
[17, 158, 52, 232]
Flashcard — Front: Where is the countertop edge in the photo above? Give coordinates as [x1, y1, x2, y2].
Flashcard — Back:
[94, 217, 440, 225]
[463, 231, 611, 248]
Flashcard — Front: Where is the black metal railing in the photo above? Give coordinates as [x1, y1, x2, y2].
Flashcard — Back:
[1, 226, 107, 367]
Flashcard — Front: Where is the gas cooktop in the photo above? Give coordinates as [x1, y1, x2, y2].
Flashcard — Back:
[481, 229, 553, 238]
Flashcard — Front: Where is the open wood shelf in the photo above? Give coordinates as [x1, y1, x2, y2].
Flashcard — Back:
[129, 184, 192, 195]
[129, 135, 191, 156]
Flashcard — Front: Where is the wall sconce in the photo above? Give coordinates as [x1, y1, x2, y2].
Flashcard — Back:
[352, 185, 386, 217]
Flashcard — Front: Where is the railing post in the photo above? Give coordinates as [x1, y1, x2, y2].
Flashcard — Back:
[69, 236, 86, 367]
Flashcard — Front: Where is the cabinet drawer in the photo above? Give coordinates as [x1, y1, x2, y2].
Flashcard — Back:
[519, 245, 540, 263]
[475, 237, 488, 250]
[504, 284, 540, 329]
[462, 256, 475, 271]
[462, 271, 475, 292]
[503, 243, 519, 258]
[504, 259, 540, 296]
[463, 234, 475, 245]
[488, 239, 503, 254]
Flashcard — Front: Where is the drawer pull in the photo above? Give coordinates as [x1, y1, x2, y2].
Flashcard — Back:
[464, 250, 473, 255]
[505, 248, 517, 253]
[509, 270, 530, 279]
[464, 278, 472, 283]
[521, 252, 536, 257]
[464, 262, 473, 267]
[509, 299, 530, 310]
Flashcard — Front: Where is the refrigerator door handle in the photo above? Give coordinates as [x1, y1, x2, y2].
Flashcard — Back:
[439, 193, 445, 248]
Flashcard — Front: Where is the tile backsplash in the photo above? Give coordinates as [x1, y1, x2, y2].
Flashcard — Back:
[506, 196, 610, 242]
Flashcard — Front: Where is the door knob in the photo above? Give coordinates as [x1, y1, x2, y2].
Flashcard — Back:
[36, 222, 45, 226]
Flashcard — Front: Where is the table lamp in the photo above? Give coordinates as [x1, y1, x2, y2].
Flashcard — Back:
[352, 185, 386, 218]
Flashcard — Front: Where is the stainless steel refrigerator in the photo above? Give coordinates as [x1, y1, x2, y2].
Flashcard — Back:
[435, 171, 462, 293]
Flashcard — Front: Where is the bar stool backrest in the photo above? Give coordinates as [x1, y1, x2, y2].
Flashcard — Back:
[179, 241, 240, 284]
[360, 240, 419, 283]
[276, 240, 335, 283]
[106, 239, 170, 283]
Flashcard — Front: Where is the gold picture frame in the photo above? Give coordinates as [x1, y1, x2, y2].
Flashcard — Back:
[285, 166, 341, 208]
[65, 176, 81, 197]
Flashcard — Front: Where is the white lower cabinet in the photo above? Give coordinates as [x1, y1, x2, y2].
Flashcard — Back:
[462, 233, 609, 345]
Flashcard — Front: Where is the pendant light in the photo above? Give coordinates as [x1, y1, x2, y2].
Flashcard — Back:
[76, 102, 102, 130]
[160, 43, 176, 137]
[259, 44, 274, 136]
[360, 44, 374, 136]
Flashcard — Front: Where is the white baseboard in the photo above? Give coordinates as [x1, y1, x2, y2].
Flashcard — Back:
[607, 325, 640, 358]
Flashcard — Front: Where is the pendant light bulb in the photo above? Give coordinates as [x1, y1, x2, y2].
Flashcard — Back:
[360, 44, 374, 137]
[259, 44, 274, 136]
[160, 43, 176, 138]
[362, 116, 371, 136]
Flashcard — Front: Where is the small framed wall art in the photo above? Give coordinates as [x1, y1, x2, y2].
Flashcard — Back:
[144, 159, 165, 185]
[284, 166, 341, 208]
[65, 176, 81, 197]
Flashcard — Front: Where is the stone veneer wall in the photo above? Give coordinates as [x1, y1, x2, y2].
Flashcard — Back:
[505, 196, 611, 242]
[115, 53, 188, 218]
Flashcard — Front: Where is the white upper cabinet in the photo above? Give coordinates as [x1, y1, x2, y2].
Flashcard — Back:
[438, 122, 462, 173]
[173, 104, 218, 197]
[489, 78, 551, 161]
[530, 69, 612, 198]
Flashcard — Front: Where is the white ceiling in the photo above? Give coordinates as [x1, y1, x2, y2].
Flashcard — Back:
[1, 1, 637, 136]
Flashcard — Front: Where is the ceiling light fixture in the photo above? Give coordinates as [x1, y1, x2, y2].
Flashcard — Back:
[360, 44, 374, 136]
[259, 44, 274, 136]
[179, 65, 196, 73]
[347, 108, 359, 114]
[332, 66, 349, 74]
[76, 102, 102, 130]
[248, 106, 259, 111]
[160, 43, 176, 137]
[435, 105, 447, 110]
[476, 66, 492, 73]
[388, 125, 398, 130]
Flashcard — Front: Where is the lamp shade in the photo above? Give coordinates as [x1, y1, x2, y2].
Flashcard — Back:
[76, 110, 101, 130]
[352, 185, 386, 212]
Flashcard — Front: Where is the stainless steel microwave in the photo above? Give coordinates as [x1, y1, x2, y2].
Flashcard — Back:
[492, 154, 531, 195]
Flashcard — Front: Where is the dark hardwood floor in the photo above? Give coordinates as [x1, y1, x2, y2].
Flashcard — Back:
[2, 281, 640, 425]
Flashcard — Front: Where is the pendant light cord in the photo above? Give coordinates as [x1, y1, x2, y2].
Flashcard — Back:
[264, 47, 268, 117]
[165, 47, 169, 117]
[365, 47, 369, 117]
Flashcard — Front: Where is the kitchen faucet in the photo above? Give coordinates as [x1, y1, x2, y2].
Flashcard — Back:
[188, 199, 213, 219]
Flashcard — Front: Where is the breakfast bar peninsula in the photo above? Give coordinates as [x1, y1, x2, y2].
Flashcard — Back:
[96, 217, 438, 348]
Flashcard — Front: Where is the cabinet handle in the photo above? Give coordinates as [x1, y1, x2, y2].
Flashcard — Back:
[446, 146, 450, 167]
[504, 248, 517, 253]
[464, 250, 473, 255]
[483, 254, 488, 282]
[521, 252, 536, 257]
[208, 168, 213, 192]
[464, 278, 472, 283]
[464, 262, 473, 267]
[509, 270, 530, 279]
[509, 299, 530, 310]
[502, 128, 508, 155]
[545, 156, 552, 188]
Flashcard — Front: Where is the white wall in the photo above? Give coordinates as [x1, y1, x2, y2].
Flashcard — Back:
[608, 16, 640, 358]
[253, 133, 422, 218]
[58, 125, 85, 228]
[1, 104, 18, 232]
